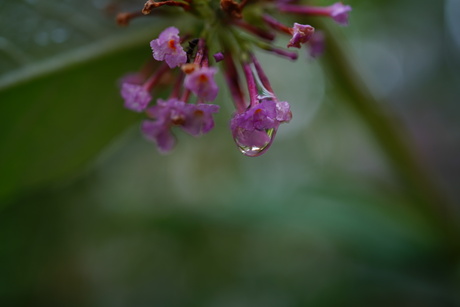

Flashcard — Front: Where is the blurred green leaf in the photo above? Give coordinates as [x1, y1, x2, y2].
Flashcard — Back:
[1, 173, 457, 307]
[0, 1, 169, 204]
[0, 44, 138, 203]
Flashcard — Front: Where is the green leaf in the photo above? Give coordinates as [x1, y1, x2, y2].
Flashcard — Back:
[0, 1, 168, 203]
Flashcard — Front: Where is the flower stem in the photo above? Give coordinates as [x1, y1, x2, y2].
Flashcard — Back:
[242, 61, 258, 107]
[277, 4, 330, 16]
[251, 54, 273, 93]
[143, 63, 170, 91]
[262, 14, 292, 35]
[222, 51, 246, 112]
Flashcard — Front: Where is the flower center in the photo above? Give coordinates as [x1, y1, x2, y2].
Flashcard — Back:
[168, 39, 176, 51]
[199, 74, 209, 83]
[194, 110, 204, 117]
[171, 115, 185, 125]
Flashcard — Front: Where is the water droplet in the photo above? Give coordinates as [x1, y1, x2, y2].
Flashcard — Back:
[234, 128, 276, 157]
[251, 63, 274, 98]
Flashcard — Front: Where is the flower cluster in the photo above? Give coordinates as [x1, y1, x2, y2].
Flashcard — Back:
[117, 0, 351, 156]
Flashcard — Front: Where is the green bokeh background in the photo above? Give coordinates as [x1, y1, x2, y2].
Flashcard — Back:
[1, 0, 460, 306]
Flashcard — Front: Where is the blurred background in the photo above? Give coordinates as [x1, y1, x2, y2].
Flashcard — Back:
[1, 0, 460, 306]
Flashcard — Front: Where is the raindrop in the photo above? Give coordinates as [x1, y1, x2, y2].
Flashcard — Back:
[251, 63, 274, 98]
[233, 128, 276, 157]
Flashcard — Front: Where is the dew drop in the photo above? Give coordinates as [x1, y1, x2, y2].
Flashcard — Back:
[251, 63, 274, 98]
[234, 128, 276, 157]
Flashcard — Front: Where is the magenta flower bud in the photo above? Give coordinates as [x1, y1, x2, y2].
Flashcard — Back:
[150, 27, 187, 68]
[277, 2, 352, 27]
[328, 2, 352, 26]
[184, 66, 219, 101]
[121, 83, 152, 112]
[213, 52, 224, 62]
[287, 23, 315, 48]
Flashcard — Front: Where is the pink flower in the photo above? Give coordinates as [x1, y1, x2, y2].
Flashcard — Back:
[142, 98, 188, 153]
[142, 98, 220, 153]
[184, 66, 219, 101]
[182, 103, 220, 136]
[120, 83, 152, 112]
[150, 27, 187, 68]
[141, 120, 176, 153]
[328, 2, 352, 26]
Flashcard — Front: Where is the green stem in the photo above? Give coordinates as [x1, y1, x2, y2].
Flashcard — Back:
[320, 23, 460, 249]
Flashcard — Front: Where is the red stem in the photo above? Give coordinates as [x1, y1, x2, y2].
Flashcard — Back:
[242, 62, 258, 107]
[277, 4, 331, 16]
[223, 52, 246, 112]
[143, 63, 170, 91]
[262, 14, 292, 35]
[251, 54, 273, 93]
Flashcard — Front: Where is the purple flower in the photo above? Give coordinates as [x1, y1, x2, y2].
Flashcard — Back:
[230, 99, 291, 156]
[142, 98, 219, 152]
[288, 23, 314, 48]
[328, 2, 352, 26]
[182, 103, 220, 136]
[116, 0, 353, 156]
[141, 120, 176, 153]
[142, 98, 188, 153]
[150, 27, 187, 68]
[146, 98, 188, 125]
[121, 83, 152, 112]
[274, 100, 292, 122]
[184, 66, 219, 101]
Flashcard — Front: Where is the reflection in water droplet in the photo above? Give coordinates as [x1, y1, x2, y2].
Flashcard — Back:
[51, 28, 69, 44]
[34, 31, 49, 46]
[234, 128, 276, 157]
